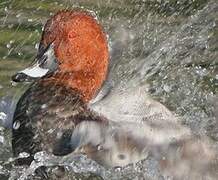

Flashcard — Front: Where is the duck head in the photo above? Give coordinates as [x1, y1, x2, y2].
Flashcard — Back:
[12, 10, 109, 102]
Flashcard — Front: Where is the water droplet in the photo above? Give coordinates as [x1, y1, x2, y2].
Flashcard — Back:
[16, 14, 21, 18]
[0, 112, 7, 121]
[34, 151, 49, 162]
[13, 121, 20, 130]
[11, 81, 18, 87]
[163, 85, 171, 93]
[6, 43, 11, 48]
[47, 129, 54, 134]
[56, 131, 63, 139]
[18, 52, 22, 56]
[0, 136, 4, 144]
[97, 144, 103, 151]
[18, 152, 30, 158]
[114, 166, 122, 172]
[41, 104, 47, 109]
[35, 43, 39, 49]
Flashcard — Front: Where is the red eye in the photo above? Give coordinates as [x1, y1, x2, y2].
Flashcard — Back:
[68, 31, 78, 40]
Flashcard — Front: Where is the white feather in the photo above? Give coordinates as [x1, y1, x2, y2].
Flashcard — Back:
[20, 64, 49, 78]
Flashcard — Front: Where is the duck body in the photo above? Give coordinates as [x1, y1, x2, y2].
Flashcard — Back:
[12, 80, 191, 167]
[12, 80, 106, 164]
[12, 10, 109, 160]
[9, 8, 218, 180]
[11, 9, 208, 170]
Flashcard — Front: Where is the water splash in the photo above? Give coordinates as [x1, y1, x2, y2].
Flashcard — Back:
[0, 0, 217, 179]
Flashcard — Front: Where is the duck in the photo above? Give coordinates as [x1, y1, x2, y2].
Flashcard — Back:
[11, 10, 110, 165]
[11, 9, 216, 173]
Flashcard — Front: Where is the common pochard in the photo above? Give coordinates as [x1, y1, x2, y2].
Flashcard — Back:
[11, 10, 216, 174]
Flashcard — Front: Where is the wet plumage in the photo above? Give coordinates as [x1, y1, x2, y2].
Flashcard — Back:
[11, 10, 217, 176]
[12, 81, 106, 164]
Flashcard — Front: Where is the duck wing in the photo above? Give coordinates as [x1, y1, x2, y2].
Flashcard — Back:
[89, 85, 191, 145]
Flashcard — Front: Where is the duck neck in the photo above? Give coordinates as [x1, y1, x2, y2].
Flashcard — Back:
[44, 70, 106, 103]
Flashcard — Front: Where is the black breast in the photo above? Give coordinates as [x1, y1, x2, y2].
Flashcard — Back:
[12, 81, 104, 165]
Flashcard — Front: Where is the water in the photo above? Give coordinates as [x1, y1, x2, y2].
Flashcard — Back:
[0, 0, 218, 179]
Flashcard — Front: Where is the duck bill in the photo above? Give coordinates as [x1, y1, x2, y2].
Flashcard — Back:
[12, 43, 58, 82]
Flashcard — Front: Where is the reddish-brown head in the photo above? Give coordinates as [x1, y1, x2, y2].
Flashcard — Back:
[41, 10, 109, 102]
